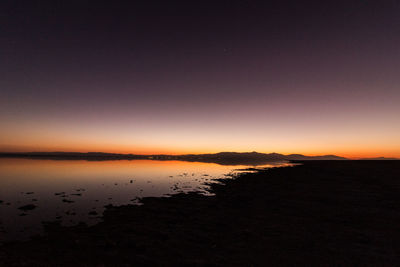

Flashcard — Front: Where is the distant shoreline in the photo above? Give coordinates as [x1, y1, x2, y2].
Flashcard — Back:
[1, 151, 397, 165]
[0, 151, 354, 165]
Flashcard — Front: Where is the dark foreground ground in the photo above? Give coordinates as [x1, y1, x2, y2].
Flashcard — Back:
[1, 161, 400, 266]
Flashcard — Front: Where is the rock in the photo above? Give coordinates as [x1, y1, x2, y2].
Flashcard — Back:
[62, 199, 74, 203]
[18, 204, 37, 211]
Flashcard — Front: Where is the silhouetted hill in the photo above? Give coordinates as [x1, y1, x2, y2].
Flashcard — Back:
[287, 154, 347, 160]
[0, 151, 347, 165]
[151, 152, 347, 165]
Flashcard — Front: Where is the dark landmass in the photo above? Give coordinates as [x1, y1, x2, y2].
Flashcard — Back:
[0, 152, 147, 161]
[1, 160, 400, 266]
[153, 152, 347, 165]
[0, 151, 347, 165]
[359, 157, 399, 160]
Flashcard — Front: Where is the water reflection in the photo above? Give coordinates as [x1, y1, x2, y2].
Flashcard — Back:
[0, 158, 290, 241]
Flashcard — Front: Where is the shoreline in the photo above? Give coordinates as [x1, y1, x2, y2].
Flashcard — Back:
[0, 151, 349, 166]
[1, 160, 400, 265]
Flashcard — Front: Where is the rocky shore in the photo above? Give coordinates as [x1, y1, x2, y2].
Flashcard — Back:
[1, 160, 400, 266]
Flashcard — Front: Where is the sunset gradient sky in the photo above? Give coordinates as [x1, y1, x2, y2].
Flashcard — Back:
[1, 1, 400, 158]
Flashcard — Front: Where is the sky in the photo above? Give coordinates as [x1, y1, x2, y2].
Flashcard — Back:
[1, 0, 400, 158]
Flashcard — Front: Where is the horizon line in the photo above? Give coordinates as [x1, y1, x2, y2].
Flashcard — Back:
[0, 151, 398, 160]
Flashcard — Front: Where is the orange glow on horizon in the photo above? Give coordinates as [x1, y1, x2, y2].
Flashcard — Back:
[1, 118, 399, 159]
[1, 2, 400, 165]
[0, 143, 399, 159]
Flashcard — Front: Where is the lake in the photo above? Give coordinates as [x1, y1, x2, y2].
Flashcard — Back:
[0, 158, 291, 242]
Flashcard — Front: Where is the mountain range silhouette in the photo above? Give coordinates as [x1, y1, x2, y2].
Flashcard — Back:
[0, 151, 350, 165]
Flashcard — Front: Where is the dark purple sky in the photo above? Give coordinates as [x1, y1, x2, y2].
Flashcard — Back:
[1, 1, 400, 157]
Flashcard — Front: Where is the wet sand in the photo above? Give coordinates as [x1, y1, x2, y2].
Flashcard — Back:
[1, 160, 400, 266]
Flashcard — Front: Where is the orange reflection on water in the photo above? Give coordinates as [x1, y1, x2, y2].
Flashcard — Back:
[0, 158, 290, 241]
[0, 158, 250, 185]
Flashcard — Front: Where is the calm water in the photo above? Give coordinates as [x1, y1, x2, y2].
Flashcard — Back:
[0, 158, 291, 241]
